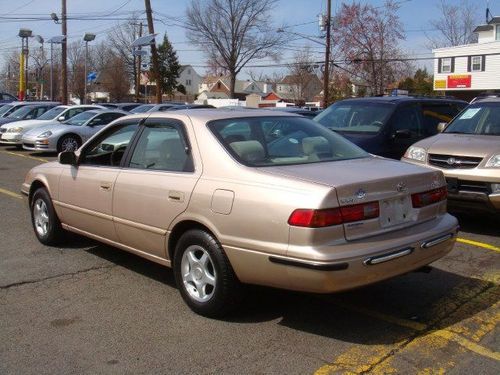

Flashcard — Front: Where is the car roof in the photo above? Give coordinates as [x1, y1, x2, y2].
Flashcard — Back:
[335, 96, 467, 105]
[471, 97, 500, 104]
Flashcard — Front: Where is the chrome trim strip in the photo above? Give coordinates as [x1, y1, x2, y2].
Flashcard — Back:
[421, 233, 454, 249]
[54, 200, 113, 221]
[268, 256, 349, 271]
[363, 247, 413, 266]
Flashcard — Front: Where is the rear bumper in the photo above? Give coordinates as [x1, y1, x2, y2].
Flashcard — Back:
[224, 214, 459, 293]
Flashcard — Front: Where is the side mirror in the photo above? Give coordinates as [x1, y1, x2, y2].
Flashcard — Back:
[58, 116, 65, 121]
[437, 122, 447, 133]
[58, 151, 77, 165]
[392, 129, 412, 139]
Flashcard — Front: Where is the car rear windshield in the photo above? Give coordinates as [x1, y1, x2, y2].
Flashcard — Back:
[37, 106, 66, 120]
[314, 101, 394, 133]
[208, 116, 369, 167]
[445, 103, 500, 135]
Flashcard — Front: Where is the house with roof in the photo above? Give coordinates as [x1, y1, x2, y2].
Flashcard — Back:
[197, 76, 272, 100]
[432, 16, 500, 101]
[178, 65, 202, 96]
[275, 73, 323, 104]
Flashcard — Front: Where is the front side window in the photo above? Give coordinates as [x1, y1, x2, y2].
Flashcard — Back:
[441, 58, 452, 73]
[128, 123, 193, 172]
[445, 103, 500, 135]
[471, 56, 482, 72]
[496, 25, 500, 40]
[392, 104, 422, 136]
[80, 123, 139, 166]
[421, 103, 464, 135]
[209, 116, 369, 167]
[314, 102, 394, 134]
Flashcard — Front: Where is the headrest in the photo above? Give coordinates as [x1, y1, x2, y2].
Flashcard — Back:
[229, 140, 265, 163]
[302, 136, 329, 155]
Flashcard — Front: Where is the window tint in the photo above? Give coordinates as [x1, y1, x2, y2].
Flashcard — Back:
[80, 123, 139, 166]
[314, 102, 393, 133]
[209, 116, 368, 167]
[128, 125, 193, 172]
[392, 104, 422, 135]
[421, 103, 462, 135]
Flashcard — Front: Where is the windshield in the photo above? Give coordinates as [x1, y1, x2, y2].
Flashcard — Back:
[314, 102, 394, 133]
[0, 104, 15, 116]
[37, 106, 66, 120]
[7, 106, 35, 119]
[208, 116, 369, 167]
[131, 104, 154, 113]
[63, 111, 95, 126]
[444, 103, 500, 135]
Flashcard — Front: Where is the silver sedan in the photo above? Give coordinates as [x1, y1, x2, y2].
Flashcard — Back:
[22, 109, 127, 153]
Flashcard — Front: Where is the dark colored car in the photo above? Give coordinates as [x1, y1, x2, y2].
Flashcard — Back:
[267, 107, 322, 118]
[99, 103, 142, 112]
[314, 97, 468, 159]
[0, 93, 17, 104]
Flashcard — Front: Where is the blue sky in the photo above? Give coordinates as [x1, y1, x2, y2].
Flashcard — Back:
[1, 0, 499, 78]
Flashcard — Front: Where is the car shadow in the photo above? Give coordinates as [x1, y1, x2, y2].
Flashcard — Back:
[452, 211, 500, 236]
[82, 241, 497, 346]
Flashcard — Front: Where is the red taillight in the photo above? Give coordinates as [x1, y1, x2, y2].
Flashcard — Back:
[288, 201, 379, 228]
[411, 187, 447, 208]
[340, 201, 380, 223]
[288, 208, 342, 227]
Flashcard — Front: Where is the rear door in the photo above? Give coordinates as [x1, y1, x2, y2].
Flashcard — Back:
[387, 103, 423, 159]
[112, 117, 200, 259]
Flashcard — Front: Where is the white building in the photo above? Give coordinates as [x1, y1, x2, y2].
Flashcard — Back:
[432, 16, 500, 101]
[178, 65, 202, 95]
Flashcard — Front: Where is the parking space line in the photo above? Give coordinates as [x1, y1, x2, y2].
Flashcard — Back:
[0, 150, 49, 163]
[0, 187, 22, 200]
[316, 281, 500, 374]
[457, 238, 500, 253]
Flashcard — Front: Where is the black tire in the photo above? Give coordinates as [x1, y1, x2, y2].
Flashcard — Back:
[30, 187, 64, 245]
[173, 229, 241, 318]
[57, 134, 81, 153]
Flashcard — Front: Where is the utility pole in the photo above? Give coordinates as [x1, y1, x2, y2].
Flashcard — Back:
[323, 0, 331, 108]
[61, 0, 68, 104]
[144, 0, 162, 104]
[136, 22, 143, 102]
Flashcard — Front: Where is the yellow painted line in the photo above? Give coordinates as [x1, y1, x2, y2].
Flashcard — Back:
[0, 187, 22, 199]
[0, 150, 48, 163]
[433, 328, 500, 361]
[457, 238, 500, 253]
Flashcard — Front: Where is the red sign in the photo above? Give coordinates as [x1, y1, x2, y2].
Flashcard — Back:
[447, 75, 471, 88]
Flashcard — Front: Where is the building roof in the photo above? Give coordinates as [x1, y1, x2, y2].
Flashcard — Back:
[488, 16, 500, 24]
[473, 24, 493, 32]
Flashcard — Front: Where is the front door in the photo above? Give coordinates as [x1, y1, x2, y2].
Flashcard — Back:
[57, 121, 140, 241]
[112, 117, 200, 259]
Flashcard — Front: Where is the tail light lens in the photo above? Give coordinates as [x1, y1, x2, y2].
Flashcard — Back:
[288, 201, 380, 228]
[411, 187, 447, 208]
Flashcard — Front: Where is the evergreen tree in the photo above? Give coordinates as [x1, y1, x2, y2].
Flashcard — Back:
[156, 33, 181, 98]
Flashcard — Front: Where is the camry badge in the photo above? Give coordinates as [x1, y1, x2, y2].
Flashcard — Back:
[355, 188, 366, 199]
[396, 182, 407, 192]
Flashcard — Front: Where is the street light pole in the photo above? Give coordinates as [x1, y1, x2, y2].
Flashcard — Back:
[35, 35, 44, 100]
[61, 0, 68, 104]
[48, 35, 65, 101]
[323, 0, 331, 108]
[18, 28, 32, 101]
[83, 33, 96, 104]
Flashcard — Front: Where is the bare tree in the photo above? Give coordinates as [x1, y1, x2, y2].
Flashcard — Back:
[108, 16, 142, 94]
[426, 0, 479, 48]
[185, 0, 285, 98]
[286, 46, 320, 102]
[100, 55, 131, 101]
[67, 41, 86, 102]
[333, 0, 406, 95]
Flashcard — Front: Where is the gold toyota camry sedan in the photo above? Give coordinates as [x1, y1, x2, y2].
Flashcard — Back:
[22, 110, 459, 317]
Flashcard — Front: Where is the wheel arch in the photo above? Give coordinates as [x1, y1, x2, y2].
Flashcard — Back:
[167, 220, 218, 262]
[28, 179, 49, 206]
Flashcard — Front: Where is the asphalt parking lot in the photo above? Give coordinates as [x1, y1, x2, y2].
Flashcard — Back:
[0, 147, 498, 375]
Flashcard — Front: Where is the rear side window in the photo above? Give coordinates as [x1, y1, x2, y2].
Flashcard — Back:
[421, 103, 463, 135]
[392, 104, 422, 136]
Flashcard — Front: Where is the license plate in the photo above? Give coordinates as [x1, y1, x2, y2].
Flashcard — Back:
[380, 195, 411, 228]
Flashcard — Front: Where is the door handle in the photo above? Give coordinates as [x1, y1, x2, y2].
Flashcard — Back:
[100, 182, 112, 191]
[168, 190, 184, 202]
